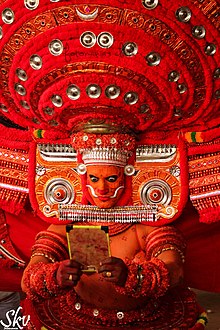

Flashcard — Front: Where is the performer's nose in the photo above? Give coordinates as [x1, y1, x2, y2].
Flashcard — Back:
[97, 188, 109, 195]
[96, 180, 109, 195]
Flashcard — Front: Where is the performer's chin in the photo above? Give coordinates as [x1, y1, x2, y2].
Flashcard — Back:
[94, 197, 117, 209]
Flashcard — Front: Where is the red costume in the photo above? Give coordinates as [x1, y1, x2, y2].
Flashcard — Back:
[0, 0, 219, 329]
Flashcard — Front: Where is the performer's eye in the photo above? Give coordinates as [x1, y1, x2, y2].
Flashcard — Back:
[106, 175, 118, 182]
[89, 175, 99, 182]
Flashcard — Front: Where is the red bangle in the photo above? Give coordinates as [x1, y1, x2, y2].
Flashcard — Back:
[31, 231, 69, 262]
[146, 226, 186, 262]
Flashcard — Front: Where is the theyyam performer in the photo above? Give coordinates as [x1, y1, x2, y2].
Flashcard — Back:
[0, 0, 219, 329]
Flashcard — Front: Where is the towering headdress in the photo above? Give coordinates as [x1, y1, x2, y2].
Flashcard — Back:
[0, 0, 219, 137]
[0, 0, 219, 225]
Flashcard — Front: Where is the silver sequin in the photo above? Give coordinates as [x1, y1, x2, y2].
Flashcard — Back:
[30, 54, 42, 70]
[97, 32, 114, 48]
[168, 71, 180, 82]
[51, 95, 63, 107]
[192, 26, 206, 39]
[20, 100, 30, 109]
[139, 104, 150, 113]
[0, 104, 8, 113]
[67, 85, 80, 100]
[205, 43, 216, 56]
[142, 0, 158, 10]
[145, 52, 161, 66]
[213, 68, 220, 79]
[175, 7, 191, 23]
[16, 68, 28, 81]
[93, 309, 99, 317]
[48, 39, 63, 56]
[110, 137, 117, 144]
[49, 120, 59, 126]
[124, 92, 139, 105]
[122, 42, 138, 56]
[214, 89, 220, 99]
[15, 83, 26, 96]
[86, 84, 101, 98]
[177, 83, 187, 94]
[117, 312, 124, 320]
[105, 85, 120, 99]
[173, 107, 182, 117]
[75, 303, 81, 310]
[0, 27, 3, 39]
[44, 107, 54, 115]
[24, 0, 39, 10]
[80, 31, 96, 48]
[2, 8, 14, 24]
[32, 118, 40, 124]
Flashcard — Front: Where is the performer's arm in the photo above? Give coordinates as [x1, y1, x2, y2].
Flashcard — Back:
[99, 226, 185, 299]
[21, 230, 82, 301]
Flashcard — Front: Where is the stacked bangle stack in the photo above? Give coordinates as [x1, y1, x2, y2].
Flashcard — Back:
[146, 226, 186, 263]
[23, 230, 70, 302]
[31, 231, 69, 263]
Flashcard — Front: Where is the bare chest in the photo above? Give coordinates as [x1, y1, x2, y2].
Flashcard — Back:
[109, 226, 141, 259]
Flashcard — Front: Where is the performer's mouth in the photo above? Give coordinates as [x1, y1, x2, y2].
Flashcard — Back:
[98, 196, 110, 201]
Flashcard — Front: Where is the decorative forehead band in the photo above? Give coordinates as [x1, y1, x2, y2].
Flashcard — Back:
[0, 0, 219, 138]
[71, 132, 135, 167]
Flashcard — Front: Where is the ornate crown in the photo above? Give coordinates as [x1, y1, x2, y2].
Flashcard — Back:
[71, 132, 135, 166]
[82, 148, 128, 166]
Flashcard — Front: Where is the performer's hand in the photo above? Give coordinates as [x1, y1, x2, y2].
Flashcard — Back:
[56, 259, 82, 287]
[98, 257, 128, 287]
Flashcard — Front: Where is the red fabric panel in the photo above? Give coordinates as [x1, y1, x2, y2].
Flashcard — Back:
[176, 201, 220, 293]
[0, 207, 47, 291]
[0, 269, 24, 292]
[5, 206, 48, 263]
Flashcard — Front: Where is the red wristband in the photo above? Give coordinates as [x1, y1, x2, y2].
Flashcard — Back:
[115, 258, 170, 299]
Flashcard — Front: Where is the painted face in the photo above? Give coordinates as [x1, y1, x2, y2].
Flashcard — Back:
[86, 165, 125, 208]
